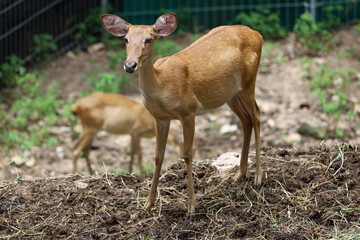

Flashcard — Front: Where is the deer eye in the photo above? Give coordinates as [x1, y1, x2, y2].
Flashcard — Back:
[144, 38, 152, 44]
[124, 38, 129, 44]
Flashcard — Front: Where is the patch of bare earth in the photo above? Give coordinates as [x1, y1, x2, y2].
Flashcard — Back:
[1, 144, 359, 239]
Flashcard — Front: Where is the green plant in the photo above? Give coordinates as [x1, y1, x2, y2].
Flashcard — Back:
[355, 22, 360, 35]
[153, 39, 182, 59]
[32, 34, 58, 62]
[300, 57, 315, 81]
[75, 4, 114, 48]
[7, 161, 22, 181]
[190, 33, 203, 43]
[294, 12, 330, 52]
[261, 42, 285, 71]
[294, 6, 343, 52]
[0, 55, 25, 89]
[339, 46, 357, 59]
[308, 64, 356, 121]
[107, 51, 126, 70]
[335, 128, 344, 138]
[0, 70, 71, 151]
[319, 5, 344, 30]
[83, 68, 130, 95]
[160, 7, 191, 33]
[235, 8, 285, 39]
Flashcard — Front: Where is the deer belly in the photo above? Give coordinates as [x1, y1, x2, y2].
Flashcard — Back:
[102, 120, 133, 135]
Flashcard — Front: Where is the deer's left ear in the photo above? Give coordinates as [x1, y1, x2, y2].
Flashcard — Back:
[154, 13, 177, 36]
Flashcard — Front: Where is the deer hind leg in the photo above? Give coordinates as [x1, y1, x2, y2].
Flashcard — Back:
[238, 91, 262, 187]
[72, 131, 96, 174]
[83, 140, 94, 175]
[227, 93, 253, 182]
[180, 114, 196, 217]
[129, 135, 143, 173]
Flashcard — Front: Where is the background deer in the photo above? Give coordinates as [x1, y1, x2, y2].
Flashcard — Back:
[101, 13, 263, 217]
[71, 92, 156, 174]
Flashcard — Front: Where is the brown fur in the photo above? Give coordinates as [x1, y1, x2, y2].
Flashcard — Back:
[71, 92, 155, 174]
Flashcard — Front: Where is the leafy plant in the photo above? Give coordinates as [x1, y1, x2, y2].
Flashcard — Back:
[0, 55, 26, 89]
[235, 8, 285, 39]
[0, 70, 69, 150]
[75, 4, 114, 48]
[294, 6, 343, 52]
[160, 7, 191, 33]
[32, 34, 58, 62]
[82, 68, 130, 95]
[309, 64, 356, 119]
[294, 12, 330, 52]
[153, 39, 182, 59]
[355, 22, 360, 35]
[319, 5, 344, 30]
[190, 33, 203, 43]
[107, 51, 126, 70]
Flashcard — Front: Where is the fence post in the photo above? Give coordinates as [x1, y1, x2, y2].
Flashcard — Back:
[310, 0, 317, 23]
[101, 0, 108, 39]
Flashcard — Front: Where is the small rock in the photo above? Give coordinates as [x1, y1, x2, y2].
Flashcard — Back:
[11, 155, 26, 166]
[220, 124, 238, 134]
[211, 152, 241, 172]
[88, 42, 105, 54]
[75, 181, 88, 189]
[266, 118, 276, 128]
[261, 102, 274, 114]
[119, 189, 135, 195]
[283, 133, 301, 145]
[354, 102, 360, 114]
[56, 146, 65, 159]
[315, 58, 325, 65]
[66, 51, 76, 59]
[25, 158, 36, 168]
[297, 122, 327, 139]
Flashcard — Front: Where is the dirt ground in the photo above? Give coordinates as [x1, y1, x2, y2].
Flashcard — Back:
[1, 27, 360, 239]
[1, 144, 359, 239]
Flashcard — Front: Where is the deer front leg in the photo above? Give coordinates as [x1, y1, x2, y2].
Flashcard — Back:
[144, 119, 170, 211]
[181, 114, 196, 217]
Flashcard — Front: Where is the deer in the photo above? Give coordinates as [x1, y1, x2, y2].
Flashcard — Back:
[100, 13, 263, 218]
[71, 92, 156, 175]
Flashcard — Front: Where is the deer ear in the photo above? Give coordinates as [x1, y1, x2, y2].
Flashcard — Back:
[154, 13, 177, 36]
[100, 14, 129, 36]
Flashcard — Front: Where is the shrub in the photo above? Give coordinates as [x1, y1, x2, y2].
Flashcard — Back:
[153, 39, 182, 59]
[107, 51, 126, 70]
[82, 68, 130, 95]
[0, 55, 25, 89]
[32, 34, 58, 63]
[75, 4, 114, 48]
[294, 12, 330, 52]
[235, 8, 285, 39]
[308, 64, 356, 119]
[0, 70, 69, 150]
[294, 6, 343, 52]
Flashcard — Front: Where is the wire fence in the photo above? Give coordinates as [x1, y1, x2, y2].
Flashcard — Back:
[0, 0, 360, 66]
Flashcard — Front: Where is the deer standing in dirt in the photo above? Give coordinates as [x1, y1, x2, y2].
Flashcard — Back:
[101, 13, 263, 217]
[71, 92, 156, 174]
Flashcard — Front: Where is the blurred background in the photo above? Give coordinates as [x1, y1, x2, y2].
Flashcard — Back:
[0, 0, 359, 180]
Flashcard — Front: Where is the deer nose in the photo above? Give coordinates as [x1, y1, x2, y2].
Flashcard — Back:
[124, 60, 138, 73]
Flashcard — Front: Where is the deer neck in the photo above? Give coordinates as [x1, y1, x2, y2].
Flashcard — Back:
[138, 56, 159, 98]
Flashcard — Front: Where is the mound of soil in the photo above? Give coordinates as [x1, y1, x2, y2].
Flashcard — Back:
[1, 144, 359, 239]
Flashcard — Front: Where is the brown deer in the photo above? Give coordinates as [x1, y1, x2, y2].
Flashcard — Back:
[100, 13, 263, 217]
[71, 92, 156, 174]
